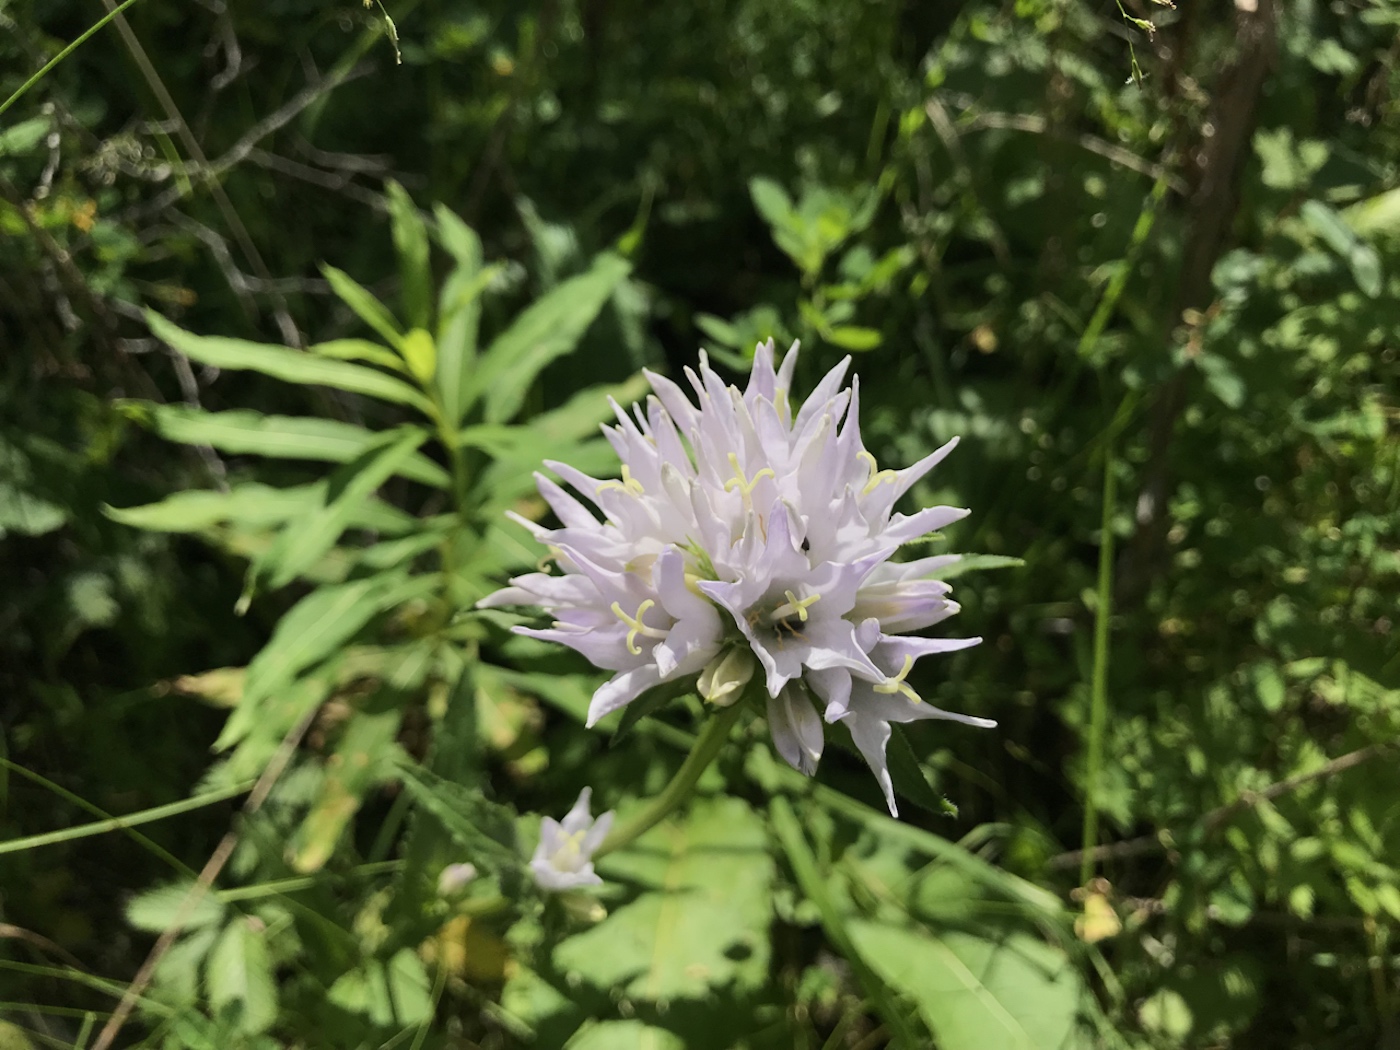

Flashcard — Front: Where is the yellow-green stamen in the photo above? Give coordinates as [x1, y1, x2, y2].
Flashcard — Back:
[857, 449, 898, 495]
[597, 464, 645, 496]
[611, 598, 666, 655]
[874, 654, 921, 703]
[724, 453, 775, 500]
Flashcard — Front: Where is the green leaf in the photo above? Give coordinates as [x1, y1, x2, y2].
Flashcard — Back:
[290, 706, 404, 873]
[554, 797, 773, 1001]
[0, 116, 49, 157]
[206, 919, 278, 1035]
[887, 725, 958, 817]
[748, 176, 794, 229]
[327, 950, 433, 1027]
[124, 404, 449, 488]
[400, 327, 437, 385]
[148, 313, 431, 414]
[321, 265, 407, 350]
[254, 428, 428, 590]
[105, 482, 414, 537]
[824, 325, 882, 351]
[846, 921, 1088, 1050]
[386, 180, 432, 330]
[433, 204, 487, 427]
[564, 1022, 683, 1050]
[218, 572, 440, 751]
[0, 481, 66, 537]
[471, 252, 631, 424]
[1300, 199, 1383, 297]
[125, 880, 227, 933]
[928, 554, 1026, 580]
[768, 795, 923, 1047]
[394, 760, 521, 880]
[310, 338, 408, 373]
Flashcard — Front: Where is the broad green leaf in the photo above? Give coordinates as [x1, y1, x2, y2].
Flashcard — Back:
[327, 949, 433, 1027]
[0, 481, 66, 537]
[433, 204, 487, 427]
[749, 176, 794, 229]
[206, 919, 278, 1034]
[386, 180, 432, 330]
[321, 265, 407, 350]
[1300, 199, 1383, 297]
[471, 252, 631, 424]
[554, 796, 773, 1001]
[219, 571, 440, 751]
[565, 1022, 683, 1050]
[148, 313, 431, 415]
[126, 880, 227, 933]
[0, 116, 49, 156]
[254, 428, 428, 590]
[124, 404, 449, 488]
[310, 337, 407, 373]
[846, 921, 1087, 1050]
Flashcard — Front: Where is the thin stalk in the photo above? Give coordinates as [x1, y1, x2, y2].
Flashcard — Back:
[0, 0, 148, 119]
[1080, 434, 1118, 887]
[596, 702, 745, 857]
[0, 776, 251, 856]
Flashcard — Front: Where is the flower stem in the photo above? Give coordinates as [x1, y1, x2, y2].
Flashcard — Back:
[596, 701, 746, 857]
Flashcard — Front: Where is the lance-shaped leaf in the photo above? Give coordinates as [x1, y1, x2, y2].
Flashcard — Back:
[469, 252, 630, 424]
[321, 265, 407, 350]
[252, 428, 428, 590]
[386, 180, 432, 330]
[433, 204, 488, 427]
[122, 404, 449, 488]
[106, 482, 415, 537]
[148, 312, 431, 415]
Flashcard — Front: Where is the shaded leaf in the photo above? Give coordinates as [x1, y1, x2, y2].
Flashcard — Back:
[471, 253, 631, 424]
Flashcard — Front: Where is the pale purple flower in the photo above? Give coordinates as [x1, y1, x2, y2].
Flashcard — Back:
[481, 340, 993, 815]
[529, 787, 614, 892]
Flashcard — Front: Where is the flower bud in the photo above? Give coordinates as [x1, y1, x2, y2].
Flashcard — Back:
[698, 647, 756, 707]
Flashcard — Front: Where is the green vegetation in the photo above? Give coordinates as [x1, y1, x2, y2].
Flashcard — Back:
[2, 0, 1397, 1047]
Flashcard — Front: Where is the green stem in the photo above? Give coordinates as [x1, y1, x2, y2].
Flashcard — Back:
[1080, 432, 1118, 887]
[0, 0, 149, 120]
[596, 701, 745, 857]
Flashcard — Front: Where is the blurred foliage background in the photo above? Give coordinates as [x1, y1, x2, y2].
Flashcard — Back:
[2, 0, 1398, 1047]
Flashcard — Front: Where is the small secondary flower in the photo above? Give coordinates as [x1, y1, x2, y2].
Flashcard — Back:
[482, 340, 994, 815]
[437, 862, 478, 896]
[529, 787, 614, 892]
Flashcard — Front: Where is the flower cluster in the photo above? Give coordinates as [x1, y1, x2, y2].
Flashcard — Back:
[481, 341, 993, 815]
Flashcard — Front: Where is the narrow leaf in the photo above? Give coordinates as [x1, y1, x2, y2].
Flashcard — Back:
[321, 265, 407, 349]
[386, 180, 432, 329]
[433, 204, 487, 427]
[148, 313, 431, 415]
[255, 428, 428, 590]
[472, 252, 631, 424]
[126, 404, 449, 487]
